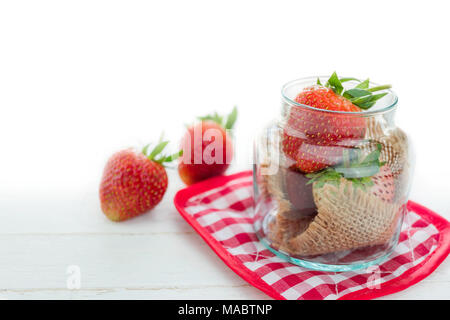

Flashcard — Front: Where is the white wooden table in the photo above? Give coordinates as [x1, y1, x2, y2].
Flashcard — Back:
[0, 170, 448, 300]
[1, 0, 450, 301]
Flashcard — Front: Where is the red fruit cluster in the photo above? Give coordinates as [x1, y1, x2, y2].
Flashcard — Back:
[98, 72, 392, 222]
[99, 107, 237, 221]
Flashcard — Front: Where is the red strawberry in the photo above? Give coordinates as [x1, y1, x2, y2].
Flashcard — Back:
[283, 72, 391, 173]
[371, 165, 395, 203]
[99, 141, 181, 221]
[178, 107, 237, 185]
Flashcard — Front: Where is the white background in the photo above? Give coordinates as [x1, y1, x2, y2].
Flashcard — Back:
[0, 0, 449, 299]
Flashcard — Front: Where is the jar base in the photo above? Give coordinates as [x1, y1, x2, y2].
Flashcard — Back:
[256, 233, 397, 272]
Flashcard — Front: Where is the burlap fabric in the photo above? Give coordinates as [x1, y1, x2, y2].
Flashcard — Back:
[263, 117, 410, 256]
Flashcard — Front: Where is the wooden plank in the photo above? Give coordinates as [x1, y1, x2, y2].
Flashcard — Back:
[0, 172, 194, 235]
[0, 233, 448, 299]
[0, 171, 447, 299]
[0, 233, 249, 290]
[0, 285, 270, 300]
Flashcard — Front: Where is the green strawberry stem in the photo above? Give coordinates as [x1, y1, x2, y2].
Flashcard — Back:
[142, 135, 183, 165]
[197, 106, 238, 130]
[324, 72, 392, 110]
[339, 77, 360, 83]
[367, 84, 392, 92]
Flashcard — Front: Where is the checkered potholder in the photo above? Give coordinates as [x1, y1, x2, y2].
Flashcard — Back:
[174, 171, 450, 300]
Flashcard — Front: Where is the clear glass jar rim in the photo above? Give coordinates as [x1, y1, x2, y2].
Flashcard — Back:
[281, 76, 398, 116]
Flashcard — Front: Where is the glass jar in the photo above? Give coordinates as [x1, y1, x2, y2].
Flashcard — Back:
[253, 77, 413, 271]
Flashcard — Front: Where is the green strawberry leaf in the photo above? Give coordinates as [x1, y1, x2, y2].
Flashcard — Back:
[323, 73, 392, 110]
[326, 72, 344, 95]
[198, 112, 223, 126]
[359, 143, 382, 165]
[142, 144, 151, 156]
[315, 181, 326, 189]
[225, 106, 238, 130]
[148, 141, 169, 160]
[351, 92, 388, 109]
[350, 178, 363, 190]
[355, 79, 370, 89]
[317, 78, 322, 85]
[198, 107, 238, 130]
[143, 136, 182, 166]
[162, 150, 183, 163]
[308, 142, 384, 189]
[360, 176, 374, 186]
[343, 88, 372, 99]
[306, 168, 342, 187]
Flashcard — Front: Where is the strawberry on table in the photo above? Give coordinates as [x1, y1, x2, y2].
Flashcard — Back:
[282, 72, 391, 173]
[178, 107, 237, 185]
[99, 140, 182, 221]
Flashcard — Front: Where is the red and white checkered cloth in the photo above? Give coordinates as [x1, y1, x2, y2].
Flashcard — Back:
[174, 171, 450, 300]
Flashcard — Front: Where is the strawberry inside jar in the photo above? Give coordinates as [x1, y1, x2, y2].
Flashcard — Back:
[252, 73, 412, 272]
